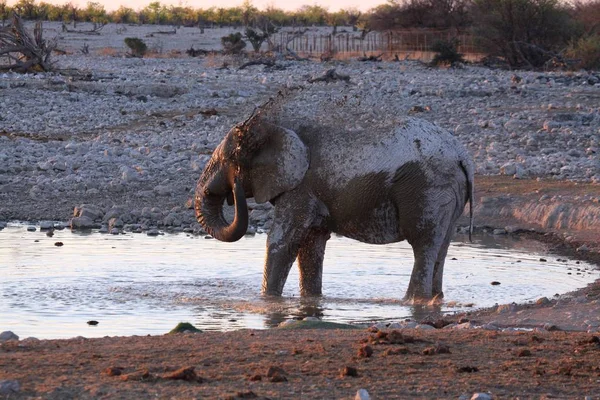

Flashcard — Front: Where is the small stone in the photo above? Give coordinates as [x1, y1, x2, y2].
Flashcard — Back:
[536, 297, 550, 305]
[27, 226, 36, 232]
[0, 331, 19, 342]
[543, 323, 560, 331]
[70, 216, 95, 230]
[54, 242, 64, 247]
[471, 394, 492, 400]
[456, 366, 479, 373]
[358, 345, 373, 358]
[0, 380, 20, 395]
[517, 349, 532, 357]
[496, 303, 517, 314]
[355, 389, 371, 400]
[269, 374, 287, 382]
[248, 374, 262, 381]
[110, 228, 120, 235]
[490, 281, 501, 285]
[423, 344, 451, 355]
[454, 322, 475, 330]
[39, 221, 54, 230]
[415, 323, 436, 330]
[266, 366, 286, 378]
[120, 369, 151, 381]
[341, 366, 358, 377]
[87, 320, 99, 326]
[147, 229, 160, 236]
[104, 367, 123, 376]
[162, 366, 200, 382]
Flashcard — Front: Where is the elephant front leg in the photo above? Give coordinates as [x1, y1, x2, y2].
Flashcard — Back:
[298, 229, 330, 296]
[261, 191, 324, 296]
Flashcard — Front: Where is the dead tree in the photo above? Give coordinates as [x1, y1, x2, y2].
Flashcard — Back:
[64, 22, 106, 35]
[0, 13, 56, 73]
[238, 58, 276, 70]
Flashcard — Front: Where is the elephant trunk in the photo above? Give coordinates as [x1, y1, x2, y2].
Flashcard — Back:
[195, 178, 248, 242]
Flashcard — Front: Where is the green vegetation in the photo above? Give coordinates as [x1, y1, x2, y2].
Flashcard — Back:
[430, 38, 465, 66]
[168, 322, 202, 334]
[124, 37, 147, 57]
[565, 35, 600, 70]
[221, 32, 246, 54]
[2, 0, 598, 70]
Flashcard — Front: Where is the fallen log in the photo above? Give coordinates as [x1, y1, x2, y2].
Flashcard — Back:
[0, 13, 56, 72]
[238, 59, 276, 70]
[307, 68, 350, 83]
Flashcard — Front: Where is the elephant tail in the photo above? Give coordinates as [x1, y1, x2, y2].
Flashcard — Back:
[459, 160, 474, 242]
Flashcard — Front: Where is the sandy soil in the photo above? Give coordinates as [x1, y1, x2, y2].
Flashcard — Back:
[1, 328, 600, 399]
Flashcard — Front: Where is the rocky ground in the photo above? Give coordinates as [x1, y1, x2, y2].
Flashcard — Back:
[1, 325, 600, 399]
[1, 25, 600, 398]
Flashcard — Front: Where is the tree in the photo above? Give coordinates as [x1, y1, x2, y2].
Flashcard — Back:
[83, 1, 107, 23]
[13, 0, 36, 19]
[0, 0, 9, 26]
[472, 0, 577, 68]
[112, 6, 136, 24]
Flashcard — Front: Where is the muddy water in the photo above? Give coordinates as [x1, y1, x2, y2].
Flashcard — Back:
[0, 225, 598, 339]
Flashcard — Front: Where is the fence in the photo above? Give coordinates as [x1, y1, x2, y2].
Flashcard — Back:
[272, 29, 486, 62]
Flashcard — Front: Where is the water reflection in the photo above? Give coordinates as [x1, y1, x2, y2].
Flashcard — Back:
[0, 224, 598, 339]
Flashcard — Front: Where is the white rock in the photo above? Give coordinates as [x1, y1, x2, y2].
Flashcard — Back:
[0, 380, 20, 395]
[355, 389, 370, 400]
[471, 393, 492, 400]
[0, 331, 19, 342]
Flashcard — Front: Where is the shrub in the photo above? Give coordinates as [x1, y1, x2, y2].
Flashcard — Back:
[430, 38, 465, 66]
[565, 35, 600, 70]
[221, 32, 246, 54]
[124, 37, 147, 57]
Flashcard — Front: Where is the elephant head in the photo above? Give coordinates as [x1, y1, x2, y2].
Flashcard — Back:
[194, 112, 310, 242]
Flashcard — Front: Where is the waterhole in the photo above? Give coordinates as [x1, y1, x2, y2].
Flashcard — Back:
[1, 224, 597, 339]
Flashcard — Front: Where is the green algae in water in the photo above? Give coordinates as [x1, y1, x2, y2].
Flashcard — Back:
[278, 320, 359, 330]
[169, 322, 202, 334]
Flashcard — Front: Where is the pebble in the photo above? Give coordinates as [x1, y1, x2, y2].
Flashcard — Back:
[26, 226, 36, 232]
[355, 389, 370, 400]
[0, 331, 19, 342]
[471, 394, 492, 400]
[0, 49, 598, 231]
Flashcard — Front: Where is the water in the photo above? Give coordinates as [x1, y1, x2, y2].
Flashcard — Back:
[1, 224, 598, 339]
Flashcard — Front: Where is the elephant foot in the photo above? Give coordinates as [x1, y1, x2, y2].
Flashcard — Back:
[261, 288, 284, 297]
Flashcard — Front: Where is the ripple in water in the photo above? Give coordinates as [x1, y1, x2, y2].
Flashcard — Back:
[0, 225, 598, 339]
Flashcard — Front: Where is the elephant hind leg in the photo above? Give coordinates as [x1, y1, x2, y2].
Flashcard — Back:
[404, 200, 456, 302]
[297, 228, 331, 296]
[431, 222, 455, 300]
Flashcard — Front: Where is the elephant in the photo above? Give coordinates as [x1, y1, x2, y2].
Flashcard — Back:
[194, 102, 474, 302]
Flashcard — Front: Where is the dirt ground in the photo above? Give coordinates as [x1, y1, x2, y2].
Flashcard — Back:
[1, 177, 600, 399]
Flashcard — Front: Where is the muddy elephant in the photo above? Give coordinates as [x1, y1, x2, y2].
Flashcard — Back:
[194, 107, 474, 301]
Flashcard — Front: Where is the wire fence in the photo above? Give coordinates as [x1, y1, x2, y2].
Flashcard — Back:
[273, 29, 487, 62]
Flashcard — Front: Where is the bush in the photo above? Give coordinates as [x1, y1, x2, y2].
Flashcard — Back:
[221, 32, 246, 55]
[124, 37, 147, 57]
[430, 38, 465, 66]
[244, 27, 269, 52]
[565, 35, 600, 70]
[472, 0, 578, 69]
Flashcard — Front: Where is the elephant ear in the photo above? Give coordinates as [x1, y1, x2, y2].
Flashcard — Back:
[248, 126, 309, 204]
